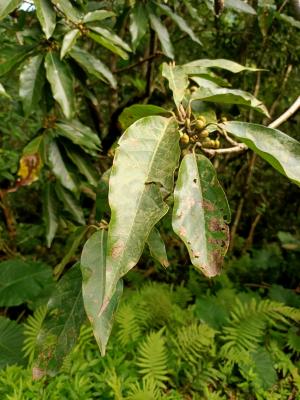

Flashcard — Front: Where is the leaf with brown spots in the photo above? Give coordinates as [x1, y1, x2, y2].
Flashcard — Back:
[172, 153, 231, 277]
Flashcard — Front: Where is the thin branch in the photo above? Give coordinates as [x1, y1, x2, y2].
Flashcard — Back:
[199, 143, 247, 156]
[268, 96, 300, 129]
[114, 52, 163, 74]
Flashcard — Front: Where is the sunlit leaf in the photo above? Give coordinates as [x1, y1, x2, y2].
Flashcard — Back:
[162, 63, 189, 108]
[222, 121, 300, 186]
[225, 0, 256, 14]
[60, 29, 80, 59]
[183, 59, 260, 73]
[0, 0, 21, 20]
[147, 227, 169, 268]
[148, 11, 174, 59]
[172, 153, 231, 277]
[51, 0, 82, 22]
[83, 9, 115, 23]
[81, 230, 123, 355]
[34, 0, 56, 39]
[119, 104, 169, 130]
[130, 2, 148, 50]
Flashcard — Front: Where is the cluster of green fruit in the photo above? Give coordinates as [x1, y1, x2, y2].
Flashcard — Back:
[179, 115, 221, 149]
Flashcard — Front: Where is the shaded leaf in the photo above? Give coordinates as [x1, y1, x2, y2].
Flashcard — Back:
[130, 2, 148, 50]
[119, 104, 169, 130]
[81, 230, 123, 355]
[55, 182, 85, 224]
[60, 29, 80, 59]
[191, 87, 270, 117]
[191, 76, 220, 89]
[43, 182, 59, 247]
[69, 46, 116, 88]
[64, 146, 98, 187]
[0, 45, 34, 77]
[95, 169, 110, 220]
[88, 31, 129, 60]
[0, 317, 25, 369]
[225, 0, 256, 15]
[147, 227, 169, 268]
[55, 119, 100, 155]
[48, 140, 77, 192]
[34, 265, 86, 377]
[44, 52, 75, 119]
[34, 0, 56, 39]
[83, 9, 115, 23]
[148, 12, 174, 59]
[103, 116, 180, 309]
[53, 227, 88, 278]
[158, 3, 202, 45]
[277, 12, 300, 29]
[162, 63, 189, 108]
[172, 153, 231, 277]
[0, 82, 10, 98]
[222, 121, 300, 186]
[0, 0, 21, 20]
[0, 259, 52, 307]
[19, 54, 45, 116]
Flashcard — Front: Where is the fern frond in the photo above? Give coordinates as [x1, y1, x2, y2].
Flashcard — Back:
[136, 329, 169, 389]
[115, 304, 141, 346]
[22, 305, 47, 363]
[126, 377, 162, 400]
[287, 327, 300, 354]
[172, 323, 216, 366]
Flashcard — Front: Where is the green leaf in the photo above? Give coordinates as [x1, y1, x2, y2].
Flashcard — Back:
[89, 26, 131, 52]
[277, 13, 300, 29]
[81, 230, 123, 355]
[182, 59, 260, 73]
[60, 29, 80, 59]
[191, 76, 220, 89]
[157, 3, 202, 45]
[51, 0, 82, 23]
[0, 45, 34, 77]
[55, 119, 100, 155]
[53, 227, 88, 278]
[130, 2, 148, 50]
[147, 227, 169, 268]
[162, 63, 189, 107]
[0, 82, 10, 99]
[0, 0, 21, 20]
[0, 259, 52, 307]
[172, 153, 231, 277]
[34, 265, 86, 377]
[119, 104, 170, 130]
[64, 146, 98, 187]
[83, 9, 115, 23]
[95, 169, 110, 220]
[225, 0, 256, 15]
[103, 116, 180, 308]
[34, 0, 56, 39]
[43, 182, 59, 247]
[221, 121, 300, 186]
[19, 54, 45, 116]
[88, 31, 129, 60]
[44, 51, 75, 119]
[48, 140, 77, 192]
[148, 12, 174, 59]
[191, 87, 270, 117]
[55, 182, 85, 224]
[0, 317, 25, 369]
[69, 46, 116, 89]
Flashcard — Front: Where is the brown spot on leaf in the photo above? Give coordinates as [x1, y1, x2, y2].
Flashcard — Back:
[111, 242, 125, 259]
[203, 200, 215, 212]
[179, 227, 187, 236]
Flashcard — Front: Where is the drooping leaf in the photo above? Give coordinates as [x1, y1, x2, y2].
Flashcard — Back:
[53, 227, 88, 278]
[48, 140, 77, 192]
[34, 0, 56, 39]
[221, 121, 300, 186]
[147, 227, 169, 268]
[55, 119, 101, 155]
[182, 59, 260, 73]
[225, 0, 256, 15]
[64, 146, 99, 187]
[51, 0, 82, 22]
[17, 153, 42, 186]
[44, 52, 75, 119]
[34, 265, 86, 377]
[130, 2, 148, 50]
[148, 12, 174, 59]
[55, 182, 85, 225]
[0, 259, 52, 307]
[162, 63, 189, 108]
[19, 54, 45, 116]
[119, 104, 169, 130]
[83, 9, 115, 23]
[172, 153, 231, 277]
[69, 46, 116, 88]
[88, 31, 129, 60]
[277, 12, 300, 29]
[0, 82, 10, 98]
[191, 87, 270, 117]
[43, 182, 59, 247]
[103, 116, 180, 309]
[60, 29, 80, 59]
[0, 317, 25, 369]
[0, 45, 34, 77]
[0, 0, 21, 20]
[81, 230, 123, 355]
[157, 3, 202, 45]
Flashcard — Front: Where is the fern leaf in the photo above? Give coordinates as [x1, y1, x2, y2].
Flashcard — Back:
[136, 329, 169, 389]
[126, 377, 162, 400]
[115, 304, 141, 346]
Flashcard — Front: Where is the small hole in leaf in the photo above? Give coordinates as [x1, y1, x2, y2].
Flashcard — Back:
[193, 178, 197, 183]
